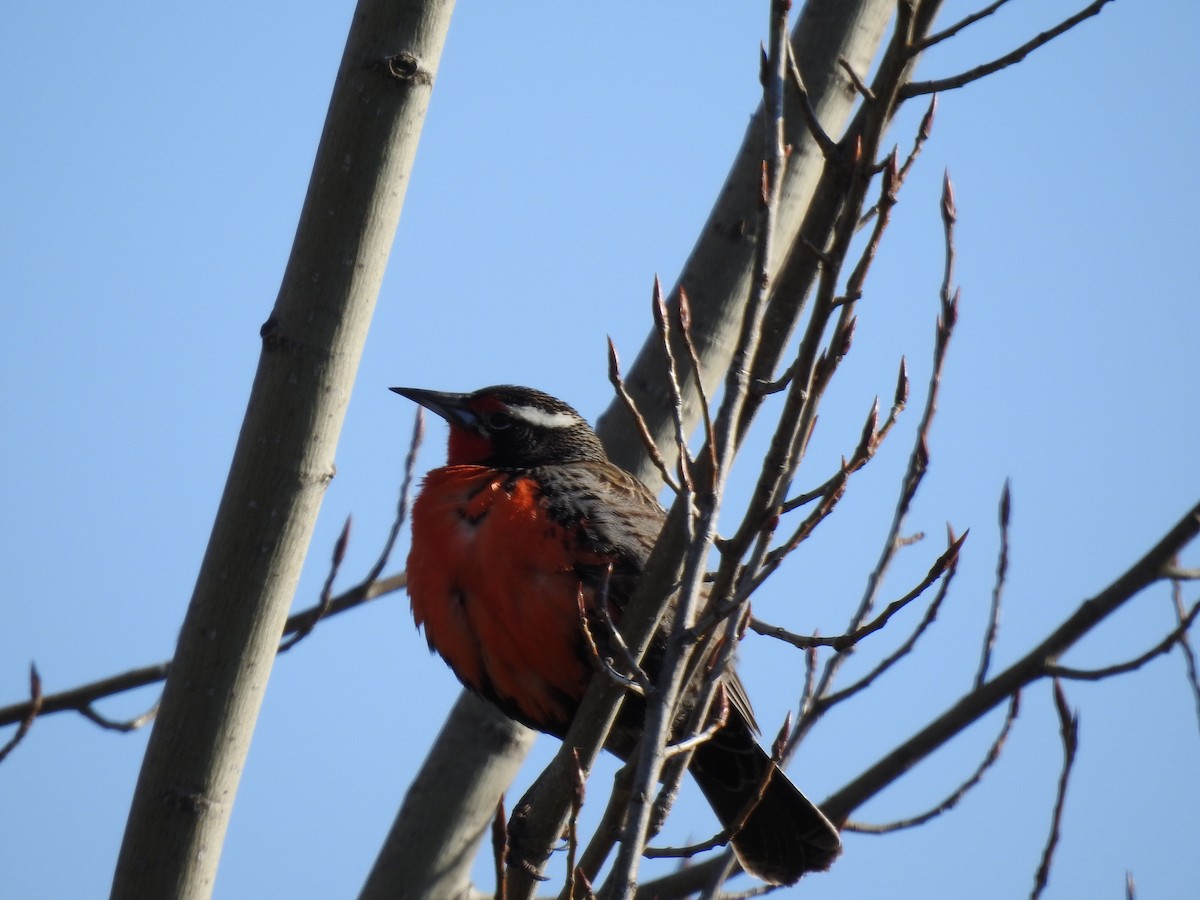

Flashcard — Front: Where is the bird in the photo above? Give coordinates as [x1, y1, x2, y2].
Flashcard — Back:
[393, 383, 842, 885]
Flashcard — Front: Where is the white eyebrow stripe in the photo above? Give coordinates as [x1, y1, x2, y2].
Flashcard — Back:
[506, 405, 583, 430]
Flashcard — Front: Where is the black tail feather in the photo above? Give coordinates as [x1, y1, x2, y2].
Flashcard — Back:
[689, 714, 841, 885]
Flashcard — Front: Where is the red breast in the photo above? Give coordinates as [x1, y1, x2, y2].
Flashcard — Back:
[406, 464, 599, 729]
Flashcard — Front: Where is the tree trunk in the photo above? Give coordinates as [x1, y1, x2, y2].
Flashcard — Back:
[110, 2, 456, 897]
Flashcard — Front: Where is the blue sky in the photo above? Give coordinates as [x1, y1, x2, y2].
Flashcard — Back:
[2, 2, 1198, 897]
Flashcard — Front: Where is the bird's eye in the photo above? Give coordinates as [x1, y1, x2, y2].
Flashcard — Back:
[486, 411, 514, 430]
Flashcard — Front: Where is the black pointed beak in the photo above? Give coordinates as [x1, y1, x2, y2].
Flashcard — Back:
[390, 386, 479, 430]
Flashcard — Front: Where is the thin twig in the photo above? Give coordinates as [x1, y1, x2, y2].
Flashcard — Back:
[912, 0, 1014, 53]
[841, 150, 900, 306]
[605, 4, 793, 891]
[754, 473, 846, 585]
[1162, 565, 1200, 580]
[1170, 578, 1200, 734]
[784, 41, 838, 157]
[363, 406, 425, 586]
[800, 641, 819, 717]
[752, 530, 967, 652]
[643, 735, 776, 860]
[779, 359, 907, 515]
[845, 691, 1020, 833]
[838, 55, 874, 101]
[859, 95, 935, 230]
[569, 765, 633, 895]
[676, 288, 717, 476]
[1031, 681, 1079, 900]
[819, 526, 963, 710]
[77, 701, 159, 733]
[897, 96, 937, 185]
[607, 336, 680, 493]
[652, 276, 695, 492]
[0, 572, 408, 732]
[902, 1, 1114, 99]
[278, 515, 352, 652]
[565, 749, 585, 900]
[1045, 597, 1200, 681]
[282, 404, 422, 652]
[0, 664, 42, 763]
[802, 176, 961, 734]
[975, 480, 1011, 686]
[662, 686, 729, 758]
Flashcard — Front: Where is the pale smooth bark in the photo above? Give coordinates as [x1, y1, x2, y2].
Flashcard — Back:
[360, 693, 535, 900]
[110, 2, 456, 897]
[596, 0, 894, 489]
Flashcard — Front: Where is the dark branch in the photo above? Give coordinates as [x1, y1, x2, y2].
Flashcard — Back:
[845, 691, 1020, 833]
[1045, 597, 1200, 681]
[975, 480, 1012, 686]
[913, 0, 1014, 53]
[901, 1, 1114, 99]
[0, 664, 42, 762]
[820, 503, 1200, 824]
[0, 572, 407, 732]
[1031, 681, 1079, 900]
[1170, 579, 1200, 734]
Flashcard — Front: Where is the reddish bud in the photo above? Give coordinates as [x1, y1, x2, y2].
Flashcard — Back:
[941, 170, 957, 225]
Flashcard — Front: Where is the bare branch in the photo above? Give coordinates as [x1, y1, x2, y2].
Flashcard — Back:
[784, 41, 837, 157]
[1045, 596, 1200, 682]
[662, 686, 729, 759]
[913, 0, 1014, 53]
[755, 473, 847, 585]
[838, 55, 874, 101]
[975, 480, 1012, 686]
[0, 664, 42, 763]
[675, 288, 717, 476]
[77, 700, 158, 733]
[601, 1, 796, 891]
[1031, 681, 1079, 900]
[821, 503, 1200, 826]
[564, 750, 586, 900]
[845, 691, 1020, 833]
[278, 515, 352, 652]
[0, 572, 407, 732]
[833, 177, 960, 642]
[898, 95, 937, 185]
[608, 336, 680, 493]
[1170, 579, 1200, 734]
[643, 723, 775, 861]
[819, 526, 964, 711]
[842, 150, 899, 307]
[860, 96, 936, 228]
[751, 529, 967, 652]
[902, 1, 1114, 99]
[283, 404, 422, 652]
[652, 276, 695, 491]
[571, 765, 633, 894]
[362, 406, 425, 586]
[800, 642, 819, 717]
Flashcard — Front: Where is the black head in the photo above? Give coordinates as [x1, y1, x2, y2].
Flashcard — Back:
[391, 384, 606, 468]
